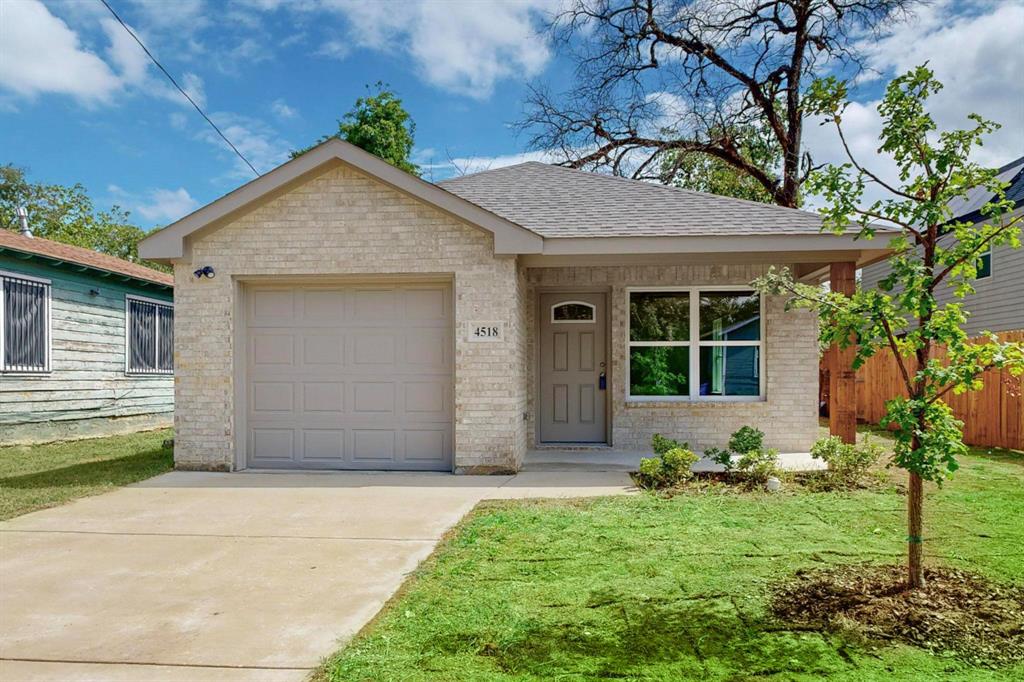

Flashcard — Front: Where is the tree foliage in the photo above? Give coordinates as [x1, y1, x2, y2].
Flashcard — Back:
[522, 0, 919, 207]
[755, 66, 1024, 587]
[292, 83, 419, 176]
[662, 123, 782, 203]
[0, 165, 168, 273]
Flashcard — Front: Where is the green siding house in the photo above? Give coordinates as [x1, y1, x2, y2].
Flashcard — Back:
[1, 229, 174, 444]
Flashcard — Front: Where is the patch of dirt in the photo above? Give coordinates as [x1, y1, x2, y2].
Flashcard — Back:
[771, 563, 1024, 667]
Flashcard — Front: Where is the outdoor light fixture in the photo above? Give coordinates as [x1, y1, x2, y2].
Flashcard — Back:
[193, 265, 216, 279]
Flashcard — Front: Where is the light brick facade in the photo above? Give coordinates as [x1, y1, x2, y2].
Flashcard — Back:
[524, 265, 819, 453]
[172, 164, 819, 472]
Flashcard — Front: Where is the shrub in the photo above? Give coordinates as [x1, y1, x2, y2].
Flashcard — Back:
[735, 448, 780, 487]
[728, 426, 765, 456]
[636, 446, 699, 489]
[652, 433, 689, 456]
[809, 435, 885, 490]
[704, 425, 779, 488]
[704, 446, 735, 472]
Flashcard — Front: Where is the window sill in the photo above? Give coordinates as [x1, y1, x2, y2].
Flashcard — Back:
[0, 371, 52, 377]
[625, 396, 766, 406]
[125, 372, 174, 378]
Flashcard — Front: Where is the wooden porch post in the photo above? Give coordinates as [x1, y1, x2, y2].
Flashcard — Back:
[829, 261, 857, 444]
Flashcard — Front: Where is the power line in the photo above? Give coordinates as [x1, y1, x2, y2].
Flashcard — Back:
[98, 0, 261, 178]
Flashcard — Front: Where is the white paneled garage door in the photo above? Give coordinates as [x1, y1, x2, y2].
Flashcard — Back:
[243, 282, 453, 470]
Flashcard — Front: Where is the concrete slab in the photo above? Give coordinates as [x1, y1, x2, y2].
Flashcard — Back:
[0, 468, 634, 681]
[0, 660, 305, 682]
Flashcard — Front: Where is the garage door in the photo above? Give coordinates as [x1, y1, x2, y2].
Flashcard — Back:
[244, 282, 453, 470]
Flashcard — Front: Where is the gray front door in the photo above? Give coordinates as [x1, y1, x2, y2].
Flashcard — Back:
[539, 292, 607, 443]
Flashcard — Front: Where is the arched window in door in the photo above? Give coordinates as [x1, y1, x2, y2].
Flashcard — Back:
[551, 301, 595, 323]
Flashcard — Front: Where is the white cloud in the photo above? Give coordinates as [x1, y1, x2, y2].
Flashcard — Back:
[0, 0, 122, 102]
[180, 72, 207, 109]
[804, 0, 1024, 208]
[270, 98, 298, 119]
[314, 0, 556, 99]
[109, 185, 199, 224]
[169, 112, 189, 130]
[198, 112, 293, 178]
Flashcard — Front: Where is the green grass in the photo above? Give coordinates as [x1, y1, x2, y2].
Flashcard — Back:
[319, 436, 1024, 681]
[0, 429, 174, 520]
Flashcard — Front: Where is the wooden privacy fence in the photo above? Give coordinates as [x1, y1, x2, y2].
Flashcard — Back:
[822, 330, 1024, 451]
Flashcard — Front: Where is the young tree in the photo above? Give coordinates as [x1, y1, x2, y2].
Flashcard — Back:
[756, 67, 1024, 588]
[292, 83, 419, 176]
[1, 165, 168, 272]
[522, 0, 919, 207]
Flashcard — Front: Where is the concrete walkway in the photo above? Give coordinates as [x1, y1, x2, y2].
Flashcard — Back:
[0, 470, 634, 682]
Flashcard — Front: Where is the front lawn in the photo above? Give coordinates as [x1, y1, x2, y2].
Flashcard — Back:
[319, 435, 1023, 681]
[0, 429, 173, 520]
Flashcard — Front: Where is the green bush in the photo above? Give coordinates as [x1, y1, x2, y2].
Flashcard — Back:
[705, 425, 779, 487]
[652, 433, 689, 456]
[728, 426, 765, 456]
[809, 435, 885, 490]
[636, 446, 699, 489]
[704, 446, 735, 472]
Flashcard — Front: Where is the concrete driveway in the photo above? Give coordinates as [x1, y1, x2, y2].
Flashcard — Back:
[0, 470, 633, 681]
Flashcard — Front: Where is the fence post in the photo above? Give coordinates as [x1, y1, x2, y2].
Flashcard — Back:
[829, 261, 858, 444]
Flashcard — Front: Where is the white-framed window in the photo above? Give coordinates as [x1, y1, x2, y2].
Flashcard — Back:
[125, 295, 174, 375]
[0, 270, 52, 374]
[627, 287, 764, 401]
[551, 300, 596, 323]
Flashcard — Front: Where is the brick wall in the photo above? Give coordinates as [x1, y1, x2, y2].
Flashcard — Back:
[524, 264, 819, 453]
[173, 164, 527, 472]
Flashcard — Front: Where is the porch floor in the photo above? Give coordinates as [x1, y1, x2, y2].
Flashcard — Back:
[522, 448, 826, 473]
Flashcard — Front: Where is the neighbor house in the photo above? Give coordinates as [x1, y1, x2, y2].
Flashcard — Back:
[139, 138, 885, 473]
[1, 229, 174, 444]
[861, 155, 1024, 336]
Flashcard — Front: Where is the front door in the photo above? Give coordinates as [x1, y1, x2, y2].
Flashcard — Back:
[539, 292, 607, 443]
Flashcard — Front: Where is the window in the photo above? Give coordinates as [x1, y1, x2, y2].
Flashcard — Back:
[627, 289, 762, 400]
[977, 246, 992, 279]
[551, 301, 595, 323]
[126, 296, 173, 374]
[1, 272, 51, 373]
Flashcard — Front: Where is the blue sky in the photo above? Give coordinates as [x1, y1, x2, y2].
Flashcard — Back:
[2, 0, 1021, 229]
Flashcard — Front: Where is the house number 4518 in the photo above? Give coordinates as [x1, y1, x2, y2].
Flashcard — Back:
[468, 322, 503, 342]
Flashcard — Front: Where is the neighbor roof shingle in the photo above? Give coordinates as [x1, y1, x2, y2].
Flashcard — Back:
[438, 162, 828, 238]
[0, 229, 173, 286]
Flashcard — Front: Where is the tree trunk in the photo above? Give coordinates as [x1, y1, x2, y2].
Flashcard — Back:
[907, 469, 925, 589]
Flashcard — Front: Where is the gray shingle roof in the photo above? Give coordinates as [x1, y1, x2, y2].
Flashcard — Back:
[946, 156, 1024, 224]
[437, 162, 827, 238]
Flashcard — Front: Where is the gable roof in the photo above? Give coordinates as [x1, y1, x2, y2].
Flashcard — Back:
[438, 162, 829, 238]
[946, 156, 1024, 225]
[0, 229, 173, 287]
[139, 138, 543, 259]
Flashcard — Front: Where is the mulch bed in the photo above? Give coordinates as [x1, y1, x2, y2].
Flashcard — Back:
[771, 563, 1024, 667]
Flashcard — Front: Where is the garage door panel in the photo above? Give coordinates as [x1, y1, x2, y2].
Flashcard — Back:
[302, 334, 345, 366]
[250, 429, 295, 462]
[301, 382, 344, 413]
[246, 282, 452, 471]
[300, 429, 345, 462]
[252, 333, 295, 367]
[352, 333, 396, 365]
[403, 430, 447, 462]
[251, 289, 295, 323]
[351, 430, 397, 462]
[353, 288, 397, 320]
[252, 382, 294, 414]
[301, 289, 345, 323]
[404, 287, 448, 320]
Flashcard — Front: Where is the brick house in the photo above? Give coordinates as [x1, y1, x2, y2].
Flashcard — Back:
[139, 139, 884, 473]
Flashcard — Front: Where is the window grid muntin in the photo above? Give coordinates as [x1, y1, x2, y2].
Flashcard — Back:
[0, 273, 51, 374]
[126, 295, 174, 375]
[627, 287, 763, 401]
